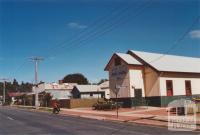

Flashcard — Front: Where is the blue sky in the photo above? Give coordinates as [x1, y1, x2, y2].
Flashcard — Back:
[0, 0, 200, 83]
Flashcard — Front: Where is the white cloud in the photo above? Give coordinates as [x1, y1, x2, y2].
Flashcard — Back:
[189, 29, 200, 39]
[67, 22, 87, 29]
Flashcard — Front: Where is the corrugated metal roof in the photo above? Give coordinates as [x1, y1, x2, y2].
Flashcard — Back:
[130, 50, 200, 73]
[116, 53, 142, 65]
[44, 83, 76, 90]
[75, 85, 99, 93]
[99, 81, 109, 89]
[8, 92, 25, 97]
[45, 90, 71, 100]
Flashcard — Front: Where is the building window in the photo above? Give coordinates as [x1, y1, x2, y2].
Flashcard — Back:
[114, 57, 121, 66]
[166, 80, 173, 96]
[90, 93, 93, 97]
[185, 80, 192, 96]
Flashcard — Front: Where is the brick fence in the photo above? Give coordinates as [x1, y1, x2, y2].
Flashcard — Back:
[51, 98, 104, 109]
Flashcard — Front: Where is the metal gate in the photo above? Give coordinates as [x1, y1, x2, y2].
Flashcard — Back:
[134, 89, 143, 106]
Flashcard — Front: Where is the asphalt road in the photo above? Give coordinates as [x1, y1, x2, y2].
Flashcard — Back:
[0, 106, 199, 135]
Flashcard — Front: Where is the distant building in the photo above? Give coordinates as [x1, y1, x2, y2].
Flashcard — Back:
[71, 85, 105, 99]
[99, 81, 110, 99]
[105, 50, 200, 107]
[8, 92, 26, 105]
[8, 92, 26, 98]
[0, 95, 2, 105]
[32, 82, 77, 100]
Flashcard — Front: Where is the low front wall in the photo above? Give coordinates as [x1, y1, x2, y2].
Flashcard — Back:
[52, 98, 104, 109]
[146, 94, 200, 107]
[68, 98, 104, 108]
[111, 94, 200, 108]
[145, 96, 161, 107]
[160, 94, 200, 107]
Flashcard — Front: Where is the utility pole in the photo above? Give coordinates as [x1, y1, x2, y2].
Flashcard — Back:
[30, 57, 44, 109]
[97, 87, 100, 102]
[0, 78, 9, 104]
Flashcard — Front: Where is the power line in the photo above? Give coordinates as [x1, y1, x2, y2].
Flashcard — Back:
[69, 0, 153, 51]
[46, 0, 153, 58]
[8, 1, 140, 78]
[7, 0, 152, 82]
[44, 2, 124, 56]
[44, 1, 139, 58]
[8, 60, 28, 81]
[148, 16, 200, 64]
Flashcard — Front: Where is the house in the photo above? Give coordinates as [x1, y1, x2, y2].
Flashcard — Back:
[0, 95, 2, 105]
[32, 82, 77, 100]
[71, 85, 105, 99]
[105, 50, 200, 107]
[99, 81, 110, 99]
[8, 92, 26, 105]
[0, 95, 3, 101]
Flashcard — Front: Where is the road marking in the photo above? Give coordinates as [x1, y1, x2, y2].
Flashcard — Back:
[7, 116, 14, 120]
[0, 112, 14, 121]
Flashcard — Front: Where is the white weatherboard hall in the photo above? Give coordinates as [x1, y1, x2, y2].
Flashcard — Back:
[105, 50, 200, 107]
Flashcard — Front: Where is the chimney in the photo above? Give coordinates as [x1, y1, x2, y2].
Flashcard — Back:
[58, 80, 63, 84]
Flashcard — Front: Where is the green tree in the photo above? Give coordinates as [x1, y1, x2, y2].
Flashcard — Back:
[13, 79, 19, 86]
[13, 79, 19, 91]
[62, 73, 89, 84]
[97, 79, 108, 85]
[43, 92, 52, 107]
[19, 82, 32, 92]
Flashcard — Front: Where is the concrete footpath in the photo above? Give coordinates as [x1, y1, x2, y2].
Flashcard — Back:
[59, 107, 200, 129]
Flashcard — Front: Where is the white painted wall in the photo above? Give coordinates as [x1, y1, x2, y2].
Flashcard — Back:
[99, 81, 110, 99]
[191, 79, 200, 95]
[81, 94, 91, 99]
[81, 94, 101, 99]
[160, 77, 200, 96]
[32, 84, 45, 94]
[129, 69, 145, 97]
[100, 88, 110, 99]
[32, 83, 75, 100]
